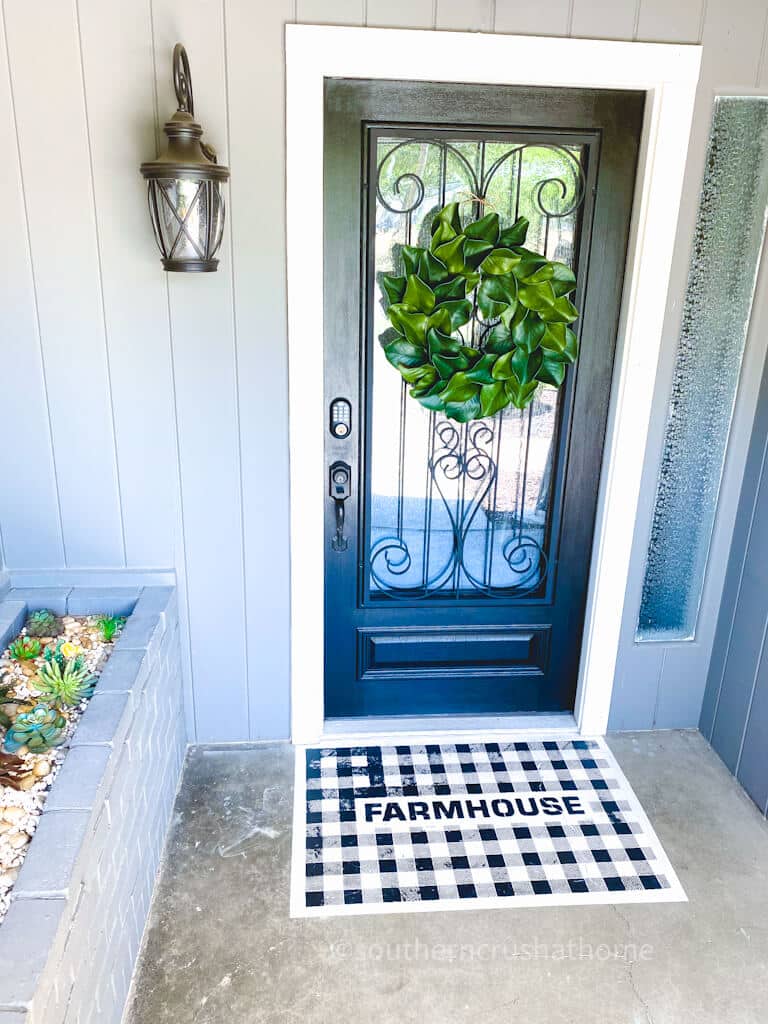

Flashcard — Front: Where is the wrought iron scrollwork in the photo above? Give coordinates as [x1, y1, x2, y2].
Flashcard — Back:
[370, 417, 547, 598]
[376, 139, 585, 229]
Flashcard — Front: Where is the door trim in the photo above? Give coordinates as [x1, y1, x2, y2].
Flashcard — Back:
[285, 24, 702, 744]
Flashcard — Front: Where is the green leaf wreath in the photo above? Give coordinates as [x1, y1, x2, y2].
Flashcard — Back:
[379, 201, 580, 423]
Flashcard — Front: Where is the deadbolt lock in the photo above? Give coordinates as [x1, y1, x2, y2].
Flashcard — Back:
[329, 397, 352, 439]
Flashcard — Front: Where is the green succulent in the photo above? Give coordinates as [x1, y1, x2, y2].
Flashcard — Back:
[26, 609, 62, 638]
[43, 640, 85, 674]
[8, 636, 42, 661]
[4, 704, 66, 753]
[94, 615, 126, 643]
[34, 658, 96, 708]
[380, 201, 580, 422]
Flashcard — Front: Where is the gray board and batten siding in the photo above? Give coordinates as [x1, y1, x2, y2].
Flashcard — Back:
[701, 348, 768, 816]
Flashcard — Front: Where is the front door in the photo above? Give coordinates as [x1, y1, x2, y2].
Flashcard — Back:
[323, 79, 643, 719]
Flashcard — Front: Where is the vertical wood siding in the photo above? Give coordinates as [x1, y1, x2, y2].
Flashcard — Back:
[0, 13, 64, 568]
[3, 0, 124, 568]
[701, 350, 768, 814]
[1, 0, 767, 739]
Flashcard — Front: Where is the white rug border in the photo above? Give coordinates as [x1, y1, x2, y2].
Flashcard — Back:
[289, 735, 687, 919]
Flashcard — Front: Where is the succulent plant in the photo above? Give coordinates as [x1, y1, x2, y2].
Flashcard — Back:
[26, 609, 62, 638]
[94, 615, 126, 643]
[43, 640, 85, 674]
[8, 636, 42, 661]
[34, 657, 96, 708]
[4, 704, 66, 753]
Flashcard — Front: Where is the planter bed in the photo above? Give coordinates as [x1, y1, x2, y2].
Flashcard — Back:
[0, 583, 186, 1024]
[0, 612, 127, 922]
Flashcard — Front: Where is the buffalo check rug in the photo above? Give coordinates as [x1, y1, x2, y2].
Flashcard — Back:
[290, 737, 686, 917]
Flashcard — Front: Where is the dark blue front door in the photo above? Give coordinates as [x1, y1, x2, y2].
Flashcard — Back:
[323, 80, 643, 719]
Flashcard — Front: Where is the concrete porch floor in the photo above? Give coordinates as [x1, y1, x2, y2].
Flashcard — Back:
[125, 731, 768, 1024]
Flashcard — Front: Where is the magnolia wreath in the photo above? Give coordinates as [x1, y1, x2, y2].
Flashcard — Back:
[379, 201, 580, 423]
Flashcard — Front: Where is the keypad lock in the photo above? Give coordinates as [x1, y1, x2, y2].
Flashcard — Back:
[329, 461, 351, 552]
[329, 398, 352, 439]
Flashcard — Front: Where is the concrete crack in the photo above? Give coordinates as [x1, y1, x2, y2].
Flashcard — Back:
[612, 902, 632, 935]
[626, 960, 654, 1024]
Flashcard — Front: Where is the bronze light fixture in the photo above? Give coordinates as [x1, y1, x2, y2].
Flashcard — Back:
[141, 44, 230, 272]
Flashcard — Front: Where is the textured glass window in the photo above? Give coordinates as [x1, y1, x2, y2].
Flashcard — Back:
[637, 97, 768, 641]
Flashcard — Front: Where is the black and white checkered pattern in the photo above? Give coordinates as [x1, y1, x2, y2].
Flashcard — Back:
[295, 739, 685, 915]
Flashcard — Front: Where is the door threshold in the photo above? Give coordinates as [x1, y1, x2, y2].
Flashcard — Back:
[319, 712, 578, 745]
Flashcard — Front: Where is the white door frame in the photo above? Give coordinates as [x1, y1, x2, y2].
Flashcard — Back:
[285, 24, 701, 745]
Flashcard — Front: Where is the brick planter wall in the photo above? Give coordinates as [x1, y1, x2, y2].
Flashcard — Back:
[0, 585, 186, 1024]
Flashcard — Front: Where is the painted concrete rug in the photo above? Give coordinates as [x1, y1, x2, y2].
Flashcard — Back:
[290, 737, 686, 917]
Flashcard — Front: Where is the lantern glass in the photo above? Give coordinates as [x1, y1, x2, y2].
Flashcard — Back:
[147, 176, 226, 271]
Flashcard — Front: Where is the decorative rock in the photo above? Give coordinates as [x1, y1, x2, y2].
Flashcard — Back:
[8, 832, 29, 849]
[1, 806, 25, 824]
[0, 868, 18, 885]
[33, 761, 50, 778]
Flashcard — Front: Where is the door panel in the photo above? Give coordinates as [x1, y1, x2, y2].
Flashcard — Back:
[358, 625, 551, 677]
[323, 80, 644, 719]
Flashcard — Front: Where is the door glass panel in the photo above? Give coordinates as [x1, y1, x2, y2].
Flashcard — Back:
[367, 133, 587, 600]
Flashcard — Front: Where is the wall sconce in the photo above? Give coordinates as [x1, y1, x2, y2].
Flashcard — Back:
[140, 44, 230, 272]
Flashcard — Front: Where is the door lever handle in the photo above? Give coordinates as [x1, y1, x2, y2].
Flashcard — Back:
[329, 461, 351, 552]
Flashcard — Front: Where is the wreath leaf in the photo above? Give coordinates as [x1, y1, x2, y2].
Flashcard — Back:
[479, 382, 510, 418]
[400, 245, 422, 277]
[431, 201, 462, 238]
[512, 312, 547, 353]
[464, 238, 496, 266]
[433, 277, 467, 302]
[498, 216, 529, 247]
[403, 275, 436, 313]
[433, 235, 468, 273]
[464, 211, 500, 243]
[480, 248, 521, 276]
[465, 353, 498, 385]
[485, 323, 515, 355]
[538, 357, 568, 388]
[436, 299, 473, 331]
[384, 338, 426, 370]
[477, 273, 518, 320]
[387, 305, 429, 346]
[420, 251, 451, 284]
[380, 274, 406, 306]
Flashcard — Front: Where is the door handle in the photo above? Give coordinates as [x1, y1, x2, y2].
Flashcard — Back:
[329, 461, 351, 552]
